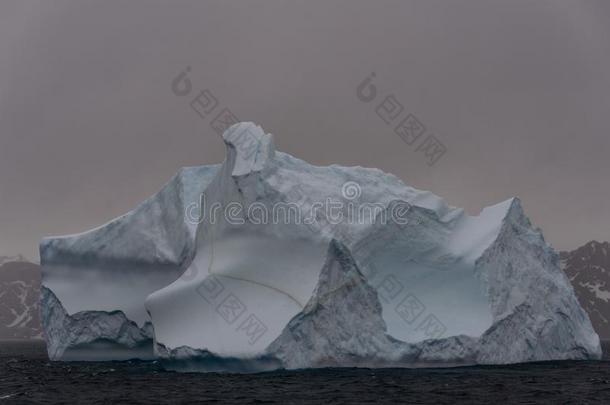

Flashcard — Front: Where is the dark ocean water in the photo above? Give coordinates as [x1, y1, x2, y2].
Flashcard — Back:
[1, 341, 610, 404]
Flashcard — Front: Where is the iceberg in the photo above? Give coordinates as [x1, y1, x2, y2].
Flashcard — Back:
[40, 122, 601, 370]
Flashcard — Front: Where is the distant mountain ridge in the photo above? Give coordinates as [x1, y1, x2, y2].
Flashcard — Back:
[560, 241, 610, 340]
[0, 254, 27, 266]
[0, 256, 43, 340]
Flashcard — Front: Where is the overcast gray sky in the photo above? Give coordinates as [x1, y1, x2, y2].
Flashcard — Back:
[0, 0, 609, 260]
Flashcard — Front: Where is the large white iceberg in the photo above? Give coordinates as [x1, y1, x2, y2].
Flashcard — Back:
[40, 122, 601, 370]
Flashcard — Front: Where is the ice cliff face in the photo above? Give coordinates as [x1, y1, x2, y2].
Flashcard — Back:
[40, 122, 601, 368]
[267, 240, 479, 369]
[41, 287, 154, 361]
[39, 164, 218, 360]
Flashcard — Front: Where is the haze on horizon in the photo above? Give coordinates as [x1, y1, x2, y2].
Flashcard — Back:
[0, 0, 609, 260]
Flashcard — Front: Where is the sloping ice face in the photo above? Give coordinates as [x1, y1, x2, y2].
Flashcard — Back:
[39, 122, 601, 369]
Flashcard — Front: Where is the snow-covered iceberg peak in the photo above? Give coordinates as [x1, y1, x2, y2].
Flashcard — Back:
[40, 122, 601, 367]
[222, 122, 275, 177]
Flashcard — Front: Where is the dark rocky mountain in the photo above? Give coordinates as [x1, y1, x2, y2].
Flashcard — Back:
[0, 256, 43, 340]
[560, 241, 610, 340]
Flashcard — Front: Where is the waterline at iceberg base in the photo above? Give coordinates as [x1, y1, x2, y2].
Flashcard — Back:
[39, 122, 601, 372]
